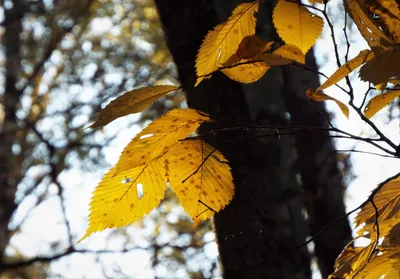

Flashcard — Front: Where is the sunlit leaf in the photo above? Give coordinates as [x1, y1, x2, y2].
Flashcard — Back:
[116, 109, 210, 171]
[364, 0, 400, 43]
[273, 0, 324, 54]
[167, 140, 234, 225]
[318, 49, 375, 91]
[91, 85, 179, 128]
[364, 90, 400, 119]
[382, 223, 400, 247]
[222, 61, 271, 83]
[195, 1, 260, 85]
[330, 242, 400, 279]
[80, 159, 167, 241]
[355, 176, 400, 235]
[306, 89, 349, 118]
[344, 0, 394, 49]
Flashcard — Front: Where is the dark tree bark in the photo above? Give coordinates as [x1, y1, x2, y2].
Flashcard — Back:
[0, 1, 24, 262]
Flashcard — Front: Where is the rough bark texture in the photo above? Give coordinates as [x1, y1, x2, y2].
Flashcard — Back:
[154, 1, 311, 278]
[0, 2, 23, 262]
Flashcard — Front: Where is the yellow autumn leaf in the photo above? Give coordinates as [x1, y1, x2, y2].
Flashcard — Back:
[382, 223, 400, 247]
[221, 46, 304, 83]
[80, 158, 167, 241]
[351, 251, 400, 279]
[167, 140, 234, 225]
[273, 0, 324, 54]
[90, 85, 179, 128]
[273, 44, 306, 64]
[221, 36, 272, 83]
[116, 109, 210, 172]
[331, 243, 400, 279]
[364, 0, 400, 43]
[355, 176, 400, 234]
[221, 42, 304, 82]
[344, 0, 394, 49]
[195, 1, 260, 85]
[359, 47, 400, 85]
[222, 61, 271, 83]
[318, 49, 375, 91]
[306, 89, 349, 118]
[364, 90, 400, 119]
[330, 242, 376, 279]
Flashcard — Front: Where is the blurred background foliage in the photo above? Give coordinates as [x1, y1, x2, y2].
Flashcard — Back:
[0, 0, 218, 278]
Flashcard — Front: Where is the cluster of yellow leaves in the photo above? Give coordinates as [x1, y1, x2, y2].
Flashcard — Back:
[195, 0, 323, 85]
[309, 0, 400, 119]
[192, 1, 400, 277]
[81, 9, 400, 279]
[330, 176, 400, 278]
[81, 86, 234, 241]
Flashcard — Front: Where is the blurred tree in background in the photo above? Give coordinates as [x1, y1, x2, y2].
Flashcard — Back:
[0, 0, 219, 278]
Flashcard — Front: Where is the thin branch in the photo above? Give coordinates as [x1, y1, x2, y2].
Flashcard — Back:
[197, 200, 217, 218]
[182, 146, 216, 184]
[184, 124, 396, 155]
[334, 149, 399, 159]
[368, 199, 380, 261]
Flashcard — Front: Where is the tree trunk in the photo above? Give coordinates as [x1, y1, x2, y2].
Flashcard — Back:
[0, 2, 24, 262]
